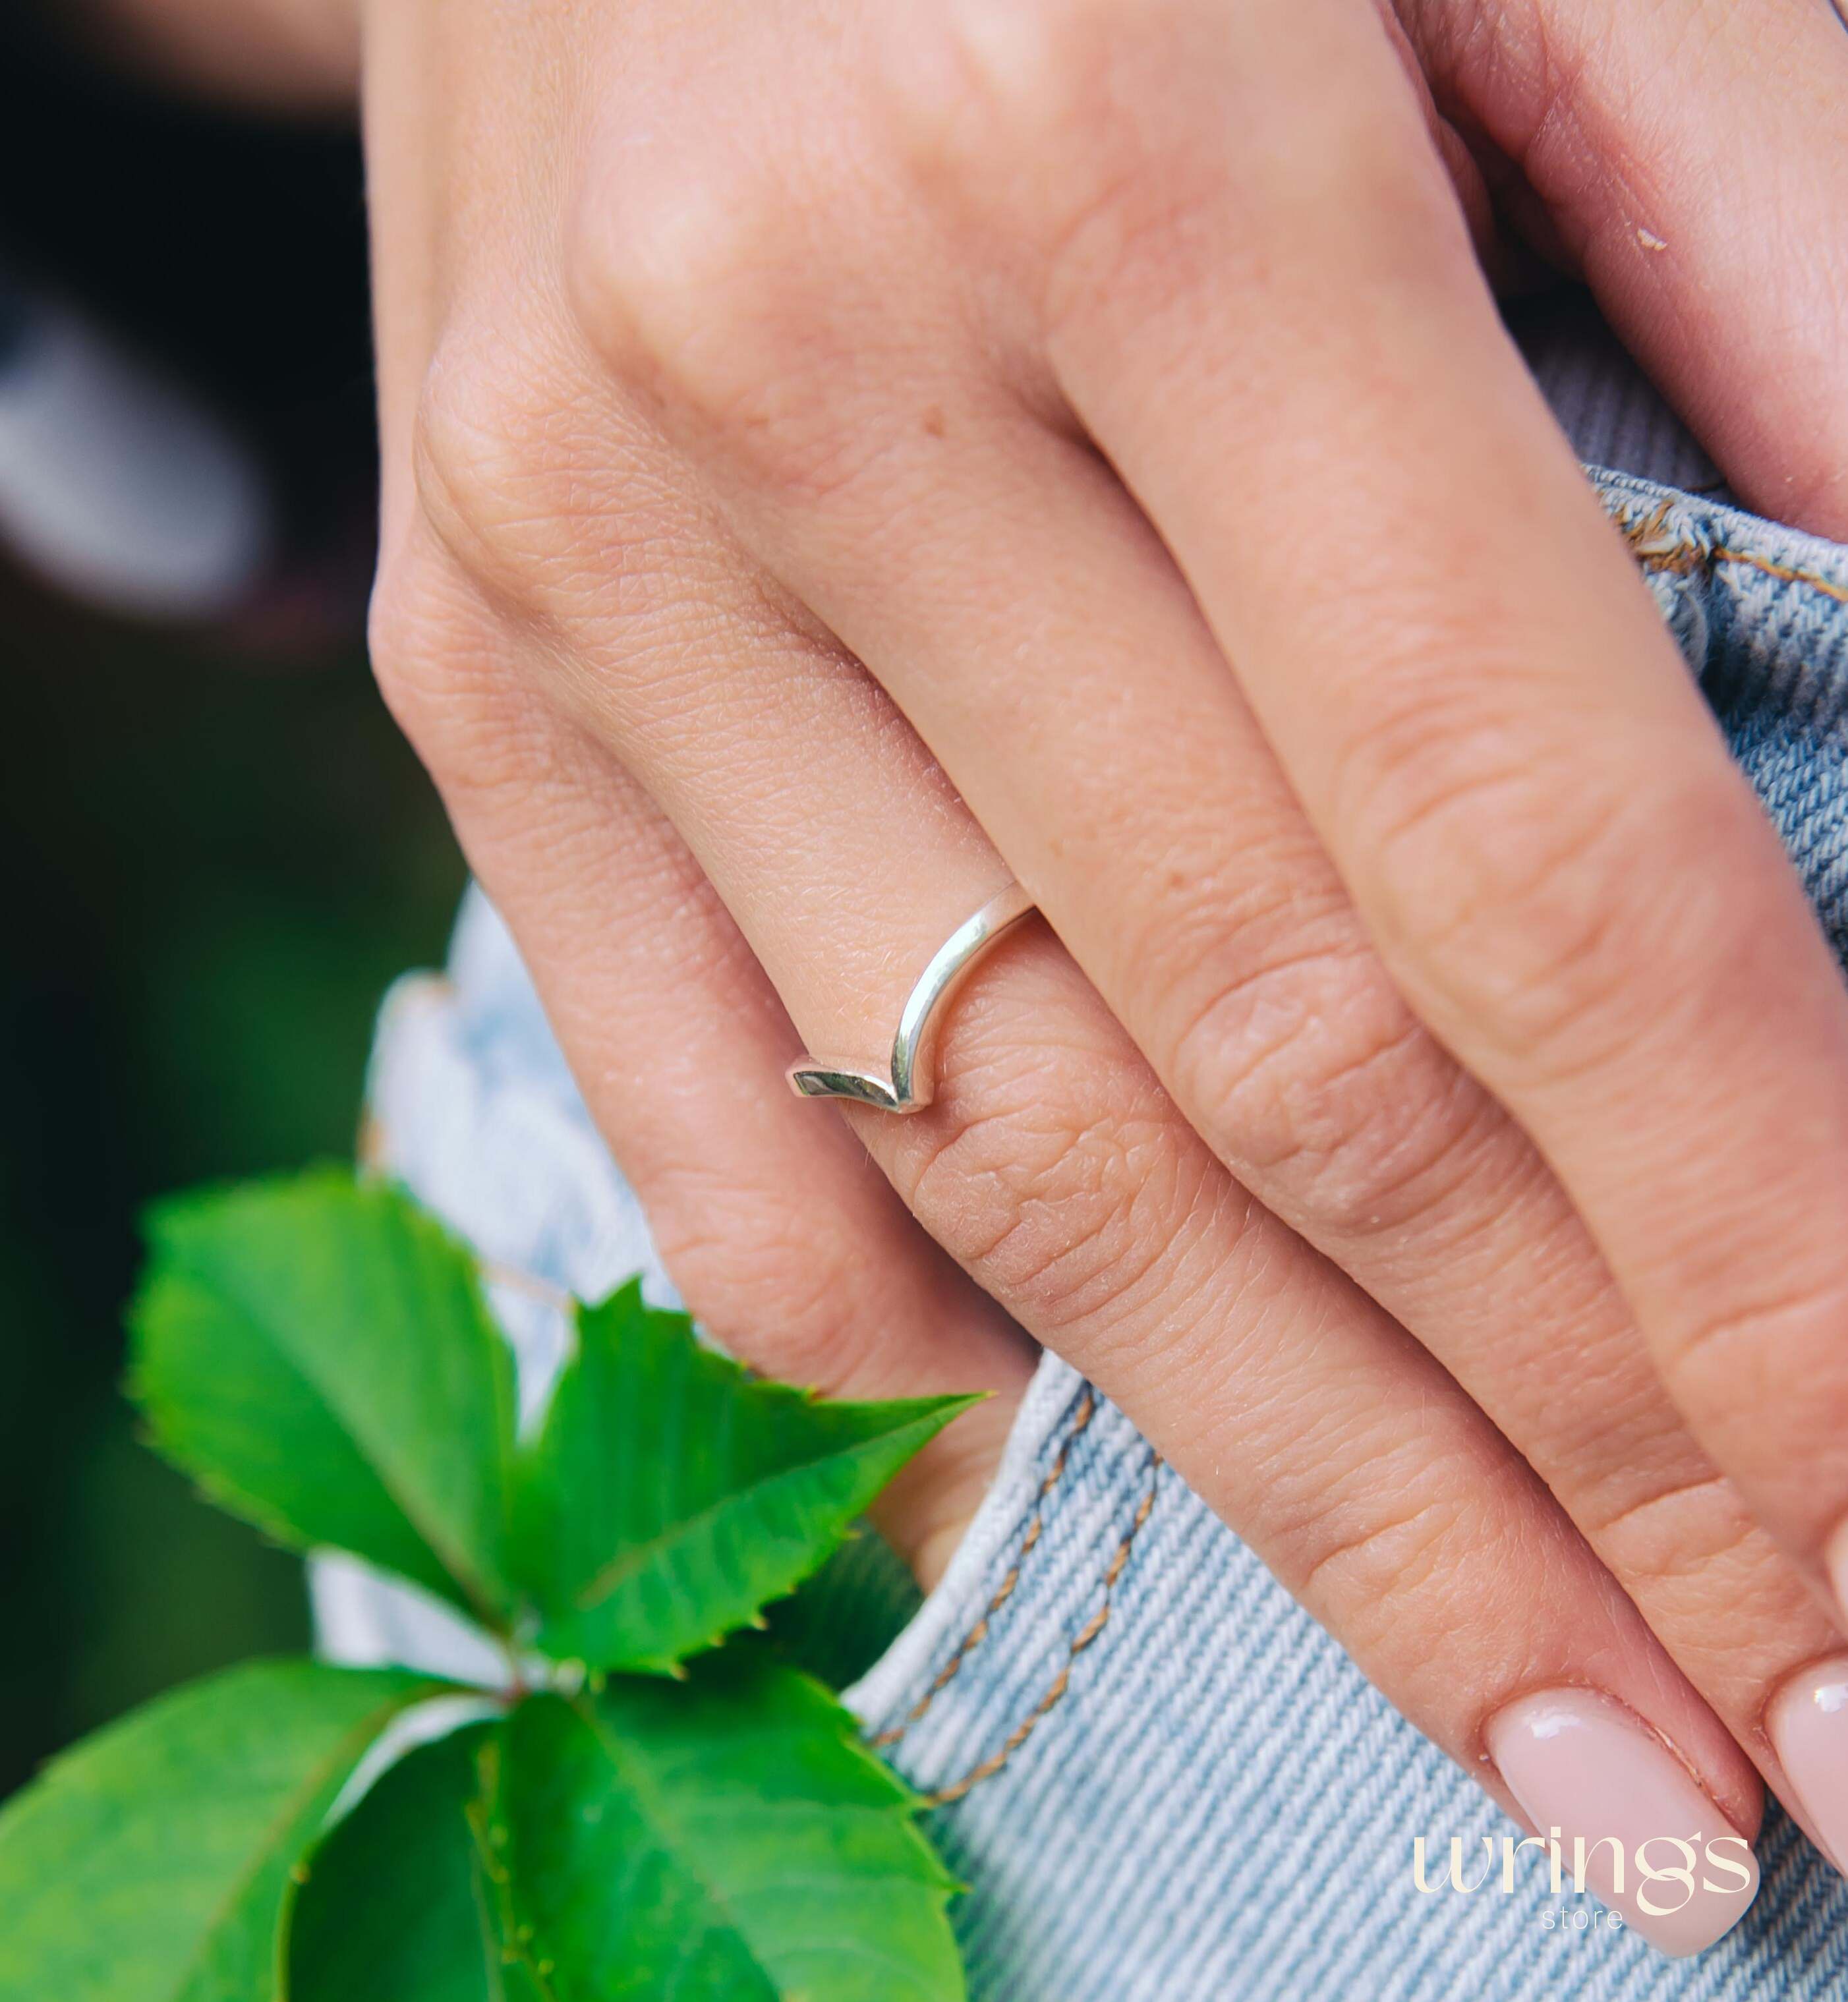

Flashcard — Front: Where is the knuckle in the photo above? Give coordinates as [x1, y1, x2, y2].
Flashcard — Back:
[877, 0, 1203, 328]
[409, 329, 584, 590]
[1580, 1466, 1758, 1588]
[1567, 1455, 1836, 1687]
[967, 7, 1422, 347]
[1341, 689, 1595, 915]
[409, 322, 702, 631]
[366, 544, 440, 706]
[923, 1098, 1180, 1332]
[368, 536, 574, 809]
[367, 539, 482, 731]
[567, 134, 857, 494]
[1157, 895, 1483, 1240]
[1344, 713, 1736, 1073]
[1283, 1434, 1560, 1682]
[979, 9, 1205, 314]
[1664, 1271, 1848, 1435]
[1291, 1449, 1474, 1615]
[892, 999, 1209, 1338]
[567, 143, 770, 389]
[900, 0, 1117, 154]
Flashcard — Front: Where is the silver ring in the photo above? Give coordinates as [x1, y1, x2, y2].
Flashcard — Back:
[788, 882, 1037, 1114]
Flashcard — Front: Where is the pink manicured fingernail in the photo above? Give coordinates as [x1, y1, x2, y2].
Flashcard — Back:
[1770, 1657, 1848, 1872]
[1486, 1690, 1759, 1955]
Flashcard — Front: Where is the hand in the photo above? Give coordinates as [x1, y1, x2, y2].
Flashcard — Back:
[351, 0, 1848, 1941]
[67, 0, 357, 105]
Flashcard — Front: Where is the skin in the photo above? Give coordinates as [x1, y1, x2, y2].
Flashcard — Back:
[76, 0, 357, 106]
[108, 0, 1848, 1863]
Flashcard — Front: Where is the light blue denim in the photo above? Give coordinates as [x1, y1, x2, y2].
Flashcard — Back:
[318, 465, 1848, 2000]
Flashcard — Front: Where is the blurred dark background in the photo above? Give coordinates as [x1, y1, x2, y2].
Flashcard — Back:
[0, 24, 463, 1793]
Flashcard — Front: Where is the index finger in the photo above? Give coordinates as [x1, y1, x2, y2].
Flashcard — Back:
[975, 0, 1848, 1615]
[1404, 0, 1848, 537]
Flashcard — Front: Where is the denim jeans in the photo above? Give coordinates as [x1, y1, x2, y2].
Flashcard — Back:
[318, 462, 1848, 2000]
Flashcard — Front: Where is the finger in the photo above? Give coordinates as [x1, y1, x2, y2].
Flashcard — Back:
[920, 0, 1848, 1624]
[417, 465, 1772, 1937]
[367, 527, 1033, 1583]
[558, 0, 1848, 1845]
[1404, 0, 1848, 536]
[625, 355, 1848, 1839]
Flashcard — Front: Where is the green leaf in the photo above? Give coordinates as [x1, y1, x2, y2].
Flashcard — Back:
[488, 1658, 964, 2001]
[765, 1526, 925, 1691]
[0, 1661, 436, 2002]
[130, 1170, 521, 1628]
[512, 1284, 977, 1672]
[285, 1725, 546, 2002]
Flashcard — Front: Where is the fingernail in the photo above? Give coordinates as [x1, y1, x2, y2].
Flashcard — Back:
[1486, 1689, 1759, 1955]
[1770, 1657, 1848, 1872]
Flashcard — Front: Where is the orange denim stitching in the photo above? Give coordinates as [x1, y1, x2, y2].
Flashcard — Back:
[872, 1387, 1099, 1750]
[1618, 499, 1848, 608]
[925, 1454, 1160, 1808]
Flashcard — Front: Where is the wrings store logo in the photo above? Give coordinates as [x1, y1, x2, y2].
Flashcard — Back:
[1412, 1829, 1753, 1920]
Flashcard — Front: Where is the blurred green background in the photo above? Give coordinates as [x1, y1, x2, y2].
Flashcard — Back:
[0, 30, 463, 1796]
[0, 596, 464, 1799]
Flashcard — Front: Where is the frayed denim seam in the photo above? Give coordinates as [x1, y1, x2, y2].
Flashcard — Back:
[1613, 496, 1848, 612]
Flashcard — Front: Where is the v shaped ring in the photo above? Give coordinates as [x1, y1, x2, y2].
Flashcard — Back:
[787, 882, 1037, 1114]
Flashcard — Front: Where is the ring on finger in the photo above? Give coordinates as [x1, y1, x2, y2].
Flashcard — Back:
[788, 881, 1037, 1113]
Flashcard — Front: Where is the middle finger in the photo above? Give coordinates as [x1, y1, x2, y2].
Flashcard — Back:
[549, 0, 1848, 1848]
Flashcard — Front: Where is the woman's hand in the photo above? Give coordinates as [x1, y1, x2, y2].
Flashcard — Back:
[266, 0, 1848, 1944]
[71, 0, 357, 105]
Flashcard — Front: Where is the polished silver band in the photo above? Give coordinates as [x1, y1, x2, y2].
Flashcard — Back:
[787, 882, 1037, 1114]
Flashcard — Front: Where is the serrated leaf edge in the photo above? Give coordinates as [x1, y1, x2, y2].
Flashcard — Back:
[129, 1171, 521, 1631]
[536, 1398, 979, 1673]
[496, 1674, 960, 1999]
